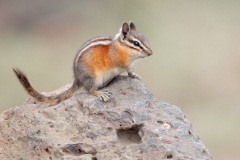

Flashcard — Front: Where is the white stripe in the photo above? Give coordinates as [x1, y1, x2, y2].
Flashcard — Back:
[125, 40, 134, 48]
[75, 38, 112, 65]
[114, 32, 122, 41]
[82, 36, 111, 49]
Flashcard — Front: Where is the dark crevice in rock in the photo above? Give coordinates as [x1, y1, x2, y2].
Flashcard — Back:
[117, 124, 143, 144]
[166, 154, 173, 159]
[45, 148, 50, 154]
[189, 130, 192, 135]
[61, 143, 97, 156]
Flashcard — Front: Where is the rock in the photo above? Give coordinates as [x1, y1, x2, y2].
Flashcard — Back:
[0, 76, 212, 160]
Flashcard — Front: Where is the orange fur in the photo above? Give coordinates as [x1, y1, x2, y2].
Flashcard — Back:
[84, 43, 130, 74]
[115, 44, 129, 67]
[84, 45, 112, 74]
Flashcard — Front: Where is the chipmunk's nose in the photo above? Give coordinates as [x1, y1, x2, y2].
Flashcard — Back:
[147, 48, 153, 56]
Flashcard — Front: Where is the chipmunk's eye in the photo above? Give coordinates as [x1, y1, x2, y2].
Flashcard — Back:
[133, 41, 140, 46]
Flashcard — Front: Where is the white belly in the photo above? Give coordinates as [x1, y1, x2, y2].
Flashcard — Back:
[95, 68, 125, 88]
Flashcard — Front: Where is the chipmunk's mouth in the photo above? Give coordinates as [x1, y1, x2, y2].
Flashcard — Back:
[139, 55, 146, 58]
[138, 51, 152, 58]
[143, 51, 153, 57]
[139, 53, 151, 58]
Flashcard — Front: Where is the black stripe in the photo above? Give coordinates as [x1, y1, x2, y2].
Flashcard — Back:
[128, 39, 143, 50]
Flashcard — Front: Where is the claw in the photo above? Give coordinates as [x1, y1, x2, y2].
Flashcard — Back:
[91, 90, 111, 102]
[129, 72, 141, 80]
[99, 91, 111, 101]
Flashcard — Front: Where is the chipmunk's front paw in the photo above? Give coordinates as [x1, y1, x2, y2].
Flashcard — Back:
[128, 72, 141, 80]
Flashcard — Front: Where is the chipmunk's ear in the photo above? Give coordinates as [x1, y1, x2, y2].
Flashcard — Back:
[129, 21, 136, 30]
[121, 22, 129, 40]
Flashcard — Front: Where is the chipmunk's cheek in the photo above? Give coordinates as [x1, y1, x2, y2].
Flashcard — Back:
[139, 51, 147, 58]
[134, 52, 142, 58]
[131, 51, 140, 56]
[138, 54, 146, 58]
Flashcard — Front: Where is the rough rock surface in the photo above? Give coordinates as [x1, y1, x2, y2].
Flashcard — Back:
[0, 76, 212, 160]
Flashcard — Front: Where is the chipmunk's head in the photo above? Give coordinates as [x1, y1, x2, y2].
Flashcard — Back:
[116, 22, 153, 60]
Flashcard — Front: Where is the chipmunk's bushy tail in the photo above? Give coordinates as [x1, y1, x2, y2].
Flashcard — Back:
[13, 68, 79, 105]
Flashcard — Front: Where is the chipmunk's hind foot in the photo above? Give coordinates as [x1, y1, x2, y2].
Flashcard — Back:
[91, 90, 111, 102]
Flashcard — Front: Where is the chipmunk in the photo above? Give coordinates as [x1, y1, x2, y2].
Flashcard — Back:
[13, 22, 152, 105]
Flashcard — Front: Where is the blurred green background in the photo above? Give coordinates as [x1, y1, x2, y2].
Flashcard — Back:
[1, 0, 240, 159]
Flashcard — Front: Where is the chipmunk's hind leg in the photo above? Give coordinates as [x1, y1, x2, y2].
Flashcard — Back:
[85, 80, 112, 101]
[79, 73, 111, 102]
